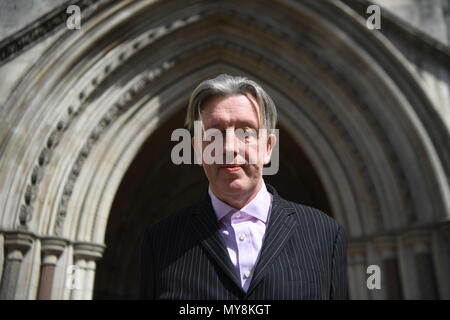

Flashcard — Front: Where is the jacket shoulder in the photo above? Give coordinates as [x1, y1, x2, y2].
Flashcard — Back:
[282, 199, 343, 232]
[143, 202, 198, 236]
[281, 199, 347, 254]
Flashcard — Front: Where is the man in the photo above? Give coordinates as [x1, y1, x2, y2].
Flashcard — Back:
[140, 74, 348, 299]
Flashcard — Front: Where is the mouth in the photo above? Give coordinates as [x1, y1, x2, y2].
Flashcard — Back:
[220, 164, 242, 172]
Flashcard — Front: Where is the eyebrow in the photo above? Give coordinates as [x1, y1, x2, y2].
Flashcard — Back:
[206, 120, 259, 129]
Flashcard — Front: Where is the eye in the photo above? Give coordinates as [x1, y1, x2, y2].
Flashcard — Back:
[203, 128, 222, 141]
[244, 128, 257, 137]
[235, 127, 257, 141]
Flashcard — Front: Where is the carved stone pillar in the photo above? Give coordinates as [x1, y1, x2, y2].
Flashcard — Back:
[405, 229, 439, 299]
[348, 240, 369, 299]
[374, 235, 403, 299]
[0, 232, 34, 299]
[442, 223, 450, 242]
[435, 222, 450, 299]
[37, 237, 67, 300]
[71, 242, 104, 300]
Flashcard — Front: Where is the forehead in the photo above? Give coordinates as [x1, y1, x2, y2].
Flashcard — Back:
[200, 94, 261, 127]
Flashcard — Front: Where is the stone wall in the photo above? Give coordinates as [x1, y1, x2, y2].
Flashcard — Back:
[0, 0, 449, 300]
[372, 0, 450, 46]
[0, 0, 68, 40]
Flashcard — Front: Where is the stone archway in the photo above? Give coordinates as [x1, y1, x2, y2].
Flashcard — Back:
[1, 0, 449, 300]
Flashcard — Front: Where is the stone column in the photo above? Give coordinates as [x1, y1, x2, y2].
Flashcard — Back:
[71, 242, 104, 300]
[374, 235, 403, 299]
[0, 233, 4, 286]
[405, 229, 439, 299]
[70, 258, 85, 300]
[347, 240, 369, 299]
[84, 260, 96, 300]
[0, 232, 34, 299]
[37, 237, 67, 300]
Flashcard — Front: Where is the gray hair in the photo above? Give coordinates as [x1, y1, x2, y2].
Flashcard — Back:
[185, 74, 277, 133]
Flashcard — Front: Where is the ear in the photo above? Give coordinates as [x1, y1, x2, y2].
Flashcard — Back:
[263, 133, 277, 165]
[192, 136, 203, 166]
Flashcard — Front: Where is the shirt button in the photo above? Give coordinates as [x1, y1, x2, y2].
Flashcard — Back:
[244, 270, 251, 278]
[239, 234, 246, 241]
[235, 212, 241, 218]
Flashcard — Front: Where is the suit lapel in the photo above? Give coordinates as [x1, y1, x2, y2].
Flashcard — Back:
[246, 191, 297, 296]
[189, 194, 243, 292]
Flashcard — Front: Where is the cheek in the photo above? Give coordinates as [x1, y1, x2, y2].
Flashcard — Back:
[203, 164, 220, 178]
[245, 144, 265, 166]
[240, 143, 260, 162]
[242, 164, 262, 178]
[202, 163, 213, 174]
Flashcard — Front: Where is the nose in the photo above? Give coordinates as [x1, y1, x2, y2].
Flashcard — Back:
[223, 128, 238, 164]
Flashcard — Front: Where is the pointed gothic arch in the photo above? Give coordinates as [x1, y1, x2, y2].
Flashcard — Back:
[1, 0, 449, 299]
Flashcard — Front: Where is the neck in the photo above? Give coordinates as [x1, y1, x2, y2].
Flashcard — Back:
[211, 179, 263, 209]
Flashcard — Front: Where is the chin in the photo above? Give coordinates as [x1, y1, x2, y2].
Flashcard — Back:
[220, 179, 250, 194]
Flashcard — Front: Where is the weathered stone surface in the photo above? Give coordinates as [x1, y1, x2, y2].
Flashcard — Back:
[0, 0, 449, 300]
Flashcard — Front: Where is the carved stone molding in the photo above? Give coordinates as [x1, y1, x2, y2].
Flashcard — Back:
[53, 59, 176, 235]
[20, 6, 209, 233]
[0, 0, 112, 66]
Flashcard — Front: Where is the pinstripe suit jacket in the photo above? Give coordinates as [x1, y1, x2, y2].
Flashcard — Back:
[140, 184, 348, 300]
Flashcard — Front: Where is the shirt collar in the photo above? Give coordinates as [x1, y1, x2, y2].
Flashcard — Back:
[208, 181, 272, 223]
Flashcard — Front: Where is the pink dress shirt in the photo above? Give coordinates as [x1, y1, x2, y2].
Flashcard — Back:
[208, 182, 273, 292]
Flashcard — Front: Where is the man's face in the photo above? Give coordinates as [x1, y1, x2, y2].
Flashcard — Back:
[192, 94, 276, 198]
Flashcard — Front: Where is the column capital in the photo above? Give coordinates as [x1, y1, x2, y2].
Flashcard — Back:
[41, 237, 68, 257]
[373, 235, 397, 259]
[348, 240, 366, 265]
[73, 242, 105, 261]
[403, 229, 432, 253]
[348, 240, 366, 255]
[439, 221, 450, 241]
[3, 231, 35, 257]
